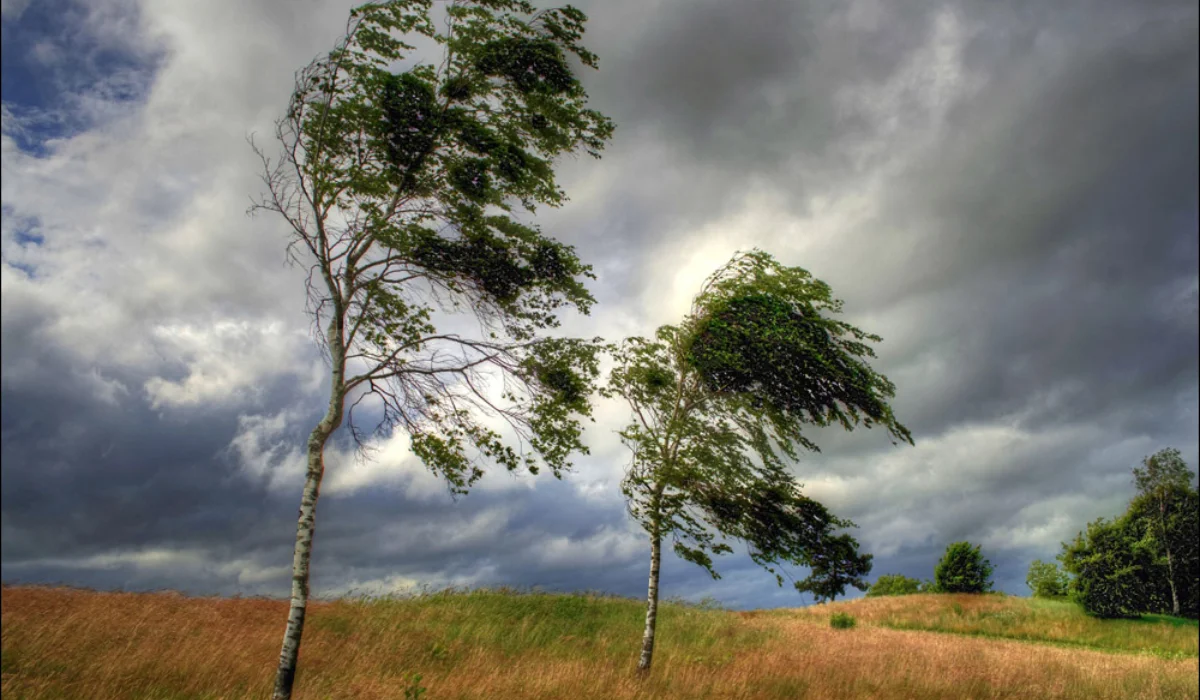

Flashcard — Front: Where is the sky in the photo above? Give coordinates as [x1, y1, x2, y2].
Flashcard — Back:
[1, 0, 1197, 611]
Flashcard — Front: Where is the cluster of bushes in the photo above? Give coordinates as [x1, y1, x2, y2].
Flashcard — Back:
[867, 541, 994, 597]
[1053, 449, 1199, 619]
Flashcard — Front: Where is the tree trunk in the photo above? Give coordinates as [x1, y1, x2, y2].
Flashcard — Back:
[273, 336, 346, 700]
[637, 525, 662, 673]
[1159, 496, 1180, 616]
[1166, 547, 1179, 616]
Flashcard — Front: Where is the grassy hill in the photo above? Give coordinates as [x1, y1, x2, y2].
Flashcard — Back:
[2, 584, 1196, 699]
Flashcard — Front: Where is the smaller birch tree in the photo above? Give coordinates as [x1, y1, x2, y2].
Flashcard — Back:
[602, 250, 912, 673]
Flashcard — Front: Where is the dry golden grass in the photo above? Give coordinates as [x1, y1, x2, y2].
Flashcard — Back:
[2, 585, 1197, 699]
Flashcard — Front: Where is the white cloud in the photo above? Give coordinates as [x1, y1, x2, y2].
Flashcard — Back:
[531, 525, 645, 569]
[143, 319, 320, 409]
[4, 546, 290, 589]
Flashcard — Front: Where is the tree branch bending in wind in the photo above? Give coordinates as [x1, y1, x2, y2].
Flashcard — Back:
[602, 249, 912, 674]
[248, 2, 614, 698]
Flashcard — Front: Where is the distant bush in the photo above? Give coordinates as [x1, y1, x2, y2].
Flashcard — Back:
[934, 542, 994, 594]
[1026, 559, 1069, 598]
[830, 612, 856, 629]
[867, 574, 922, 597]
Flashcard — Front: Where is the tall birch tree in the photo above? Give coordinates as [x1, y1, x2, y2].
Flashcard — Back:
[602, 250, 912, 673]
[250, 2, 613, 697]
[1131, 448, 1197, 616]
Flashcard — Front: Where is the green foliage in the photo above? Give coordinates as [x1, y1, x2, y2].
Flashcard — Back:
[866, 573, 922, 597]
[1129, 448, 1199, 618]
[1060, 516, 1155, 618]
[1058, 449, 1199, 620]
[1127, 487, 1200, 618]
[829, 612, 856, 629]
[253, 0, 616, 491]
[934, 542, 994, 594]
[1026, 559, 1069, 599]
[683, 251, 913, 449]
[795, 533, 873, 603]
[603, 250, 908, 634]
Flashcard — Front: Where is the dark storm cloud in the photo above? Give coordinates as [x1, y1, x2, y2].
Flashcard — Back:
[544, 0, 946, 264]
[2, 0, 1198, 611]
[853, 5, 1199, 440]
[0, 344, 648, 597]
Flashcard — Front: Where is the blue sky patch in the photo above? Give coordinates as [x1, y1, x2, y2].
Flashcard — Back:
[1, 0, 164, 155]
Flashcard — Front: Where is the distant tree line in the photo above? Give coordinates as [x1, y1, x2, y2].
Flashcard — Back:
[866, 541, 995, 597]
[863, 449, 1199, 622]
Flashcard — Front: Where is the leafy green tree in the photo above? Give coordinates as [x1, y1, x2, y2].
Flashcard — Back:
[250, 2, 613, 697]
[1060, 516, 1156, 618]
[1130, 448, 1198, 616]
[603, 250, 911, 672]
[1125, 484, 1199, 618]
[918, 578, 939, 593]
[866, 573, 923, 597]
[934, 542, 994, 594]
[796, 532, 874, 603]
[1025, 559, 1068, 598]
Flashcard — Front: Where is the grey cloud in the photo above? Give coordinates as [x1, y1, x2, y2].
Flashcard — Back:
[2, 0, 1197, 612]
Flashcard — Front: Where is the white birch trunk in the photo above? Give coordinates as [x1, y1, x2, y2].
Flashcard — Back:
[1158, 494, 1181, 616]
[637, 527, 662, 673]
[272, 324, 346, 700]
[1166, 547, 1179, 616]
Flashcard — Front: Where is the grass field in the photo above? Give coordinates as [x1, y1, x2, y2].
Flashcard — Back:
[2, 584, 1197, 699]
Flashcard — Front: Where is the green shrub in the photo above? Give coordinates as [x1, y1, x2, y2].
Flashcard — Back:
[1026, 559, 1068, 598]
[867, 574, 922, 597]
[1060, 517, 1155, 618]
[934, 542, 994, 594]
[830, 612, 856, 629]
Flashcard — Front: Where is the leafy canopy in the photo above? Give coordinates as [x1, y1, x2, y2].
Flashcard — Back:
[1025, 559, 1068, 598]
[934, 541, 994, 594]
[603, 250, 910, 592]
[1133, 448, 1195, 499]
[796, 532, 874, 603]
[1060, 516, 1157, 618]
[1126, 485, 1200, 618]
[1060, 449, 1199, 619]
[867, 573, 923, 597]
[251, 0, 615, 493]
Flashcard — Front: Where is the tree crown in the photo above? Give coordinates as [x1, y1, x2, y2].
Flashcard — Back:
[604, 250, 909, 591]
[934, 541, 994, 594]
[252, 0, 615, 493]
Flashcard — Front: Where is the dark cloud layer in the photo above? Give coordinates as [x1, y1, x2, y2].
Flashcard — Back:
[2, 0, 1197, 610]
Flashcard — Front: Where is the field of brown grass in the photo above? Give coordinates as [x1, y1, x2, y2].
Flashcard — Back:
[2, 585, 1197, 699]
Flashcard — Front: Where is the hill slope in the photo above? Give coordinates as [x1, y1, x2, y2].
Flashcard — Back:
[2, 585, 1197, 699]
